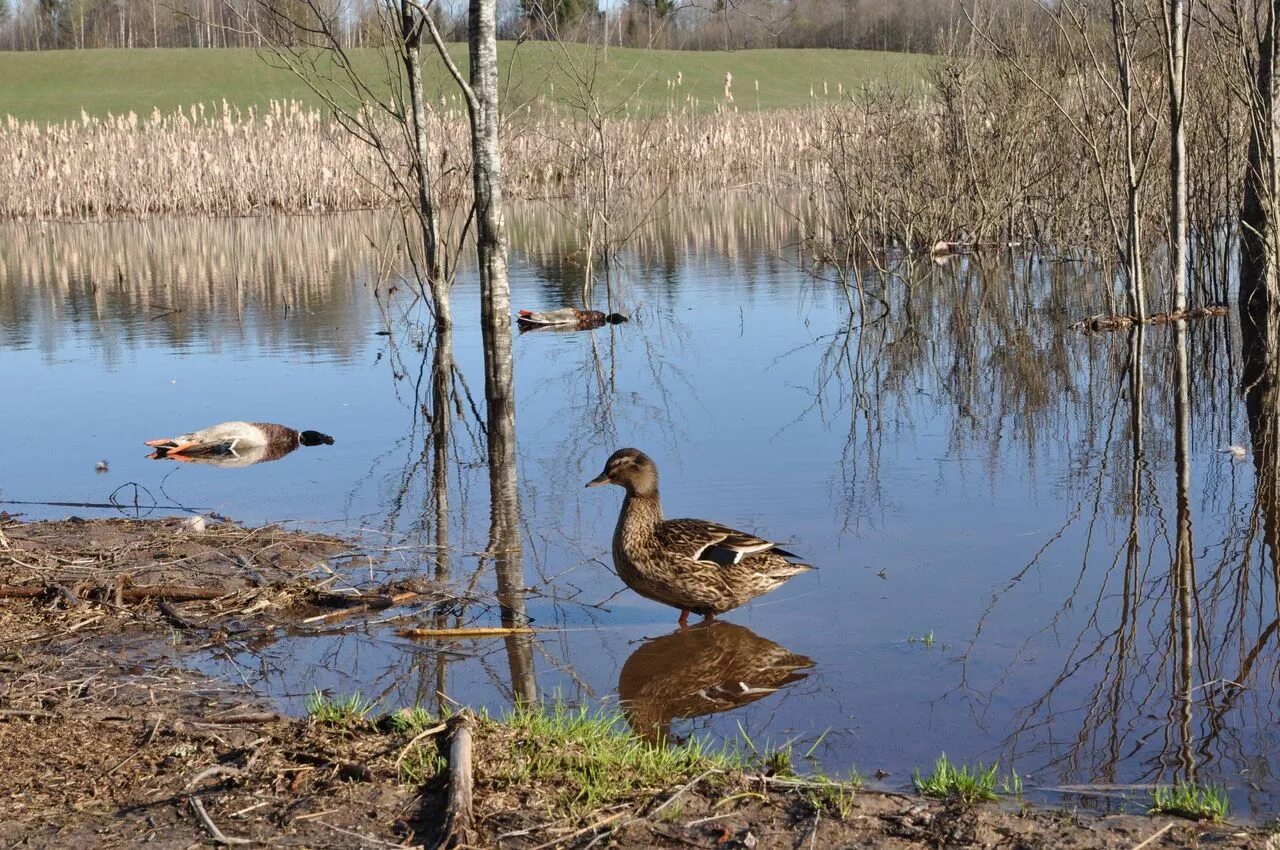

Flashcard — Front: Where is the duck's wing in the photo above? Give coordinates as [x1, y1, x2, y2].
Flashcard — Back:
[143, 422, 252, 454]
[658, 519, 800, 567]
[517, 308, 577, 325]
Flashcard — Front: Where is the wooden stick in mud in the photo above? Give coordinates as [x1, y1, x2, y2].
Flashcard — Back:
[158, 599, 195, 630]
[443, 711, 476, 849]
[189, 796, 250, 846]
[398, 626, 537, 639]
[123, 585, 228, 602]
[0, 585, 43, 599]
[1129, 822, 1175, 850]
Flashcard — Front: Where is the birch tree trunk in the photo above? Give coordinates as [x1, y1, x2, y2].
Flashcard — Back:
[1112, 0, 1147, 320]
[468, 0, 522, 588]
[1163, 0, 1189, 313]
[400, 1, 445, 312]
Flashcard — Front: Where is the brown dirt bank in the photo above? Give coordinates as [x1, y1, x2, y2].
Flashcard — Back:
[0, 516, 1269, 849]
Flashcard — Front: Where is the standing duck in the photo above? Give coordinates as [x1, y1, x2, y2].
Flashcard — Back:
[145, 421, 334, 460]
[517, 308, 627, 329]
[586, 448, 811, 626]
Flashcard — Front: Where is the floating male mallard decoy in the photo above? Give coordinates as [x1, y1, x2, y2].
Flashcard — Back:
[586, 448, 811, 627]
[517, 308, 627, 330]
[145, 421, 334, 461]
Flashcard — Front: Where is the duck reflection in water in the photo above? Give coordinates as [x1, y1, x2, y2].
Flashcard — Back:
[618, 621, 814, 744]
[145, 421, 334, 467]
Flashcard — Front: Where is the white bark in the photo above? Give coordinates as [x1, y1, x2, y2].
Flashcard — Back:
[1162, 0, 1190, 313]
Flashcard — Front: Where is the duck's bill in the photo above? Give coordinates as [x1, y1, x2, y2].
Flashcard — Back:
[585, 472, 611, 487]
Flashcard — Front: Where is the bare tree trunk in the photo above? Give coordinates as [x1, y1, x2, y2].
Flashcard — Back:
[400, 2, 445, 304]
[468, 0, 518, 539]
[468, 0, 528, 706]
[1112, 0, 1147, 320]
[1163, 0, 1189, 312]
[1242, 1, 1280, 320]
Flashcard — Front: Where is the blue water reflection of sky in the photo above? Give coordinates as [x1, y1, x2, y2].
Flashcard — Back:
[1, 211, 1274, 816]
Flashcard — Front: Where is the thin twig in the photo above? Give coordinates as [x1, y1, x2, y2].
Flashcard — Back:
[529, 810, 629, 850]
[189, 796, 250, 846]
[1130, 822, 1176, 850]
[648, 768, 718, 819]
[394, 722, 448, 773]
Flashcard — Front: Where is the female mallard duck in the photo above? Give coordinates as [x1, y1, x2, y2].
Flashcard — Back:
[517, 308, 627, 329]
[587, 448, 811, 627]
[145, 422, 334, 460]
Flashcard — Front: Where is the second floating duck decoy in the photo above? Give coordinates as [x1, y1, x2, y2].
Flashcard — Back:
[517, 308, 627, 330]
[587, 448, 812, 627]
[145, 421, 334, 461]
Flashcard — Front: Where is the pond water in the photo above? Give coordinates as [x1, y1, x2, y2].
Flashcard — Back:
[2, 200, 1277, 816]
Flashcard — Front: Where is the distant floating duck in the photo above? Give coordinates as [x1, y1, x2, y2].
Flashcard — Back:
[95, 460, 109, 474]
[587, 448, 812, 627]
[145, 421, 334, 462]
[517, 308, 627, 330]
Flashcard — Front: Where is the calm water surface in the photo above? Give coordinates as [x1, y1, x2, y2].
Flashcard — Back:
[1, 202, 1275, 815]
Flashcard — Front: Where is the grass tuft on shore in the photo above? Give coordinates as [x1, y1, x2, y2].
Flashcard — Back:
[305, 690, 377, 729]
[806, 773, 863, 818]
[488, 700, 740, 813]
[1149, 782, 1229, 822]
[913, 753, 1001, 804]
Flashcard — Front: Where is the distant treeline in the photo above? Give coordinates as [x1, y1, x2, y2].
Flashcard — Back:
[0, 0, 997, 54]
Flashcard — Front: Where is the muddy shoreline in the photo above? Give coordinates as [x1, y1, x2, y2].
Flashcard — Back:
[0, 516, 1268, 849]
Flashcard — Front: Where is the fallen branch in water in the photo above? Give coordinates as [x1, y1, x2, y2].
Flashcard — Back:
[398, 626, 538, 639]
[1070, 304, 1228, 333]
[302, 590, 421, 625]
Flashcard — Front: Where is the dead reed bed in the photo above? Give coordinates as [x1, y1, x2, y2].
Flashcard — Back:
[0, 98, 834, 221]
[0, 212, 389, 363]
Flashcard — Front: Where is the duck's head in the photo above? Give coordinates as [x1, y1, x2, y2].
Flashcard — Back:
[586, 447, 657, 495]
[300, 430, 335, 446]
[605, 313, 628, 324]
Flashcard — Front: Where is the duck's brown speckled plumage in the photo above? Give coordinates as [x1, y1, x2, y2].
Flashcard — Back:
[587, 448, 812, 626]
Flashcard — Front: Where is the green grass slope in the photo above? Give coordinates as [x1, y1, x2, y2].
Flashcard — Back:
[0, 43, 928, 123]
